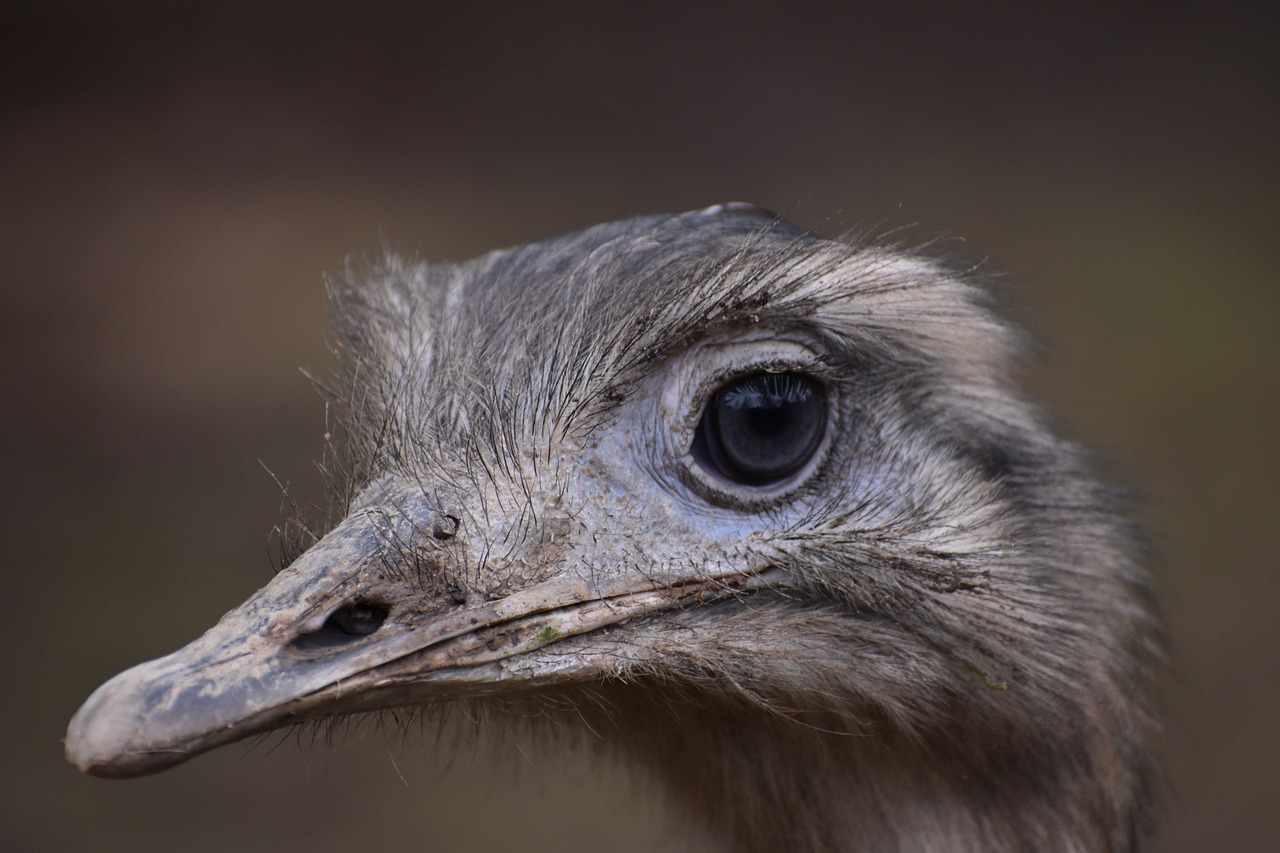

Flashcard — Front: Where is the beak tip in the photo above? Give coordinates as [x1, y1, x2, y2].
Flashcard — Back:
[65, 662, 196, 779]
[65, 679, 136, 778]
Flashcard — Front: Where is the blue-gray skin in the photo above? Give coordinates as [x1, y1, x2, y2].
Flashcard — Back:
[67, 205, 1157, 853]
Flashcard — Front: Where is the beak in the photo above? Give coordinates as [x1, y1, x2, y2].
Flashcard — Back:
[66, 481, 777, 779]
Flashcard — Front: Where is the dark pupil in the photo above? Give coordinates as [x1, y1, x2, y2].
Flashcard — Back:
[700, 372, 827, 486]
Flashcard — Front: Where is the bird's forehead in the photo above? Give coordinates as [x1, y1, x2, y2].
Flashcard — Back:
[453, 209, 814, 346]
[331, 210, 821, 418]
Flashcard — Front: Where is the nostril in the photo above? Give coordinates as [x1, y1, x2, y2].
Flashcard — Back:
[292, 601, 389, 650]
[432, 514, 460, 540]
[330, 602, 387, 636]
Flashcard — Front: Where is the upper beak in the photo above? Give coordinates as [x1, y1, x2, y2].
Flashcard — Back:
[66, 482, 778, 779]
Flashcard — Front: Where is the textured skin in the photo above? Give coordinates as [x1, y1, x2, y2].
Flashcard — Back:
[68, 205, 1157, 852]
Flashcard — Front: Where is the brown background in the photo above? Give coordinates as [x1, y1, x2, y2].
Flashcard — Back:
[2, 2, 1276, 851]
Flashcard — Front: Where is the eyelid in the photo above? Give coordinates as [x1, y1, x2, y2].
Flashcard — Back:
[681, 356, 830, 440]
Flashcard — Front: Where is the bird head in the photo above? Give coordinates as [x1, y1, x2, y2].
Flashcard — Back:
[67, 205, 1153, 848]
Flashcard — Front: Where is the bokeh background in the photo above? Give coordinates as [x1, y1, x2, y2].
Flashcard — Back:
[2, 2, 1275, 851]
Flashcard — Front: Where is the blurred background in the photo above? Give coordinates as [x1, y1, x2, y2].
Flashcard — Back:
[2, 2, 1275, 851]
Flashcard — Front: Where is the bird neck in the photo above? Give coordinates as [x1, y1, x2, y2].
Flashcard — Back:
[591, 689, 1142, 853]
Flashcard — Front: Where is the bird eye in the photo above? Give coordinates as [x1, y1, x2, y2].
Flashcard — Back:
[694, 372, 828, 486]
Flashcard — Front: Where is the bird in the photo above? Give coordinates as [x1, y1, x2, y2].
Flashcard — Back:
[66, 203, 1158, 852]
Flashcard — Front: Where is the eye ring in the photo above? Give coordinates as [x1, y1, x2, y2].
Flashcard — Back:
[692, 371, 829, 487]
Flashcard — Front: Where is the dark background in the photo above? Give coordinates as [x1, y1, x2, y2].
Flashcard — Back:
[2, 2, 1276, 851]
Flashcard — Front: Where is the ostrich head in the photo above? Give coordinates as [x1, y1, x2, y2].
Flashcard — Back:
[67, 204, 1156, 852]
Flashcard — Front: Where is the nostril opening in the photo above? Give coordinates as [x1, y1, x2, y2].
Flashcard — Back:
[432, 514, 460, 540]
[330, 602, 387, 636]
[292, 601, 389, 651]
